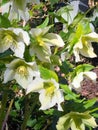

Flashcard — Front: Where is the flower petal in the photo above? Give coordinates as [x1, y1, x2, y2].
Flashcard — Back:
[11, 28, 30, 45]
[44, 33, 64, 47]
[79, 42, 97, 58]
[1, 2, 12, 15]
[83, 71, 97, 82]
[71, 72, 84, 90]
[3, 69, 14, 83]
[26, 78, 43, 94]
[29, 45, 51, 62]
[30, 26, 50, 37]
[11, 41, 25, 58]
[84, 32, 98, 42]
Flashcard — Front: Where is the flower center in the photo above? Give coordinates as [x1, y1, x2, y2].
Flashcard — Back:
[44, 82, 55, 96]
[16, 66, 28, 77]
[37, 36, 44, 46]
[4, 35, 13, 44]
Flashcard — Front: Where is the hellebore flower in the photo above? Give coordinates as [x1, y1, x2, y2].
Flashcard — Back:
[56, 111, 97, 130]
[3, 59, 40, 89]
[29, 26, 64, 62]
[70, 71, 97, 91]
[0, 28, 30, 58]
[1, 0, 40, 22]
[26, 78, 64, 111]
[73, 32, 98, 62]
[55, 1, 79, 25]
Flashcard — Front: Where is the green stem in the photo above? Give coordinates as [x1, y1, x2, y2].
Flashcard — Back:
[1, 98, 14, 130]
[21, 95, 30, 130]
[89, 107, 98, 113]
[0, 91, 8, 129]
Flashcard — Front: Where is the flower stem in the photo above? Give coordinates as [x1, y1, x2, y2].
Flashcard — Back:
[1, 98, 14, 130]
[21, 95, 31, 130]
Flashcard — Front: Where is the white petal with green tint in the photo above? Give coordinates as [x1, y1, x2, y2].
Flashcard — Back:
[71, 119, 85, 130]
[30, 26, 51, 37]
[3, 59, 40, 89]
[84, 32, 98, 42]
[79, 42, 97, 58]
[29, 45, 51, 62]
[0, 28, 30, 58]
[71, 72, 84, 90]
[39, 79, 64, 111]
[26, 78, 43, 94]
[73, 32, 98, 62]
[3, 69, 15, 83]
[83, 71, 97, 82]
[1, 2, 12, 15]
[82, 116, 97, 128]
[13, 0, 26, 11]
[10, 28, 30, 46]
[11, 41, 25, 58]
[44, 33, 64, 47]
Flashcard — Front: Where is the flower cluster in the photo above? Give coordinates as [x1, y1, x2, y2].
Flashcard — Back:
[0, 0, 98, 130]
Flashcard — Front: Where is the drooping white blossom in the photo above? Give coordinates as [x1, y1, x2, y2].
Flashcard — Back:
[3, 59, 40, 89]
[0, 28, 30, 58]
[29, 26, 64, 62]
[73, 32, 98, 62]
[26, 78, 64, 111]
[1, 0, 40, 22]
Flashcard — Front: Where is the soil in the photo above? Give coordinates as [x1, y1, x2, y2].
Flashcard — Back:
[81, 67, 98, 99]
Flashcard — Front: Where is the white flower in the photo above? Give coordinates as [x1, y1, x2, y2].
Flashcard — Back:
[26, 78, 64, 111]
[55, 1, 79, 25]
[0, 28, 30, 58]
[1, 0, 40, 22]
[3, 59, 40, 89]
[29, 26, 64, 62]
[70, 71, 97, 91]
[73, 32, 98, 62]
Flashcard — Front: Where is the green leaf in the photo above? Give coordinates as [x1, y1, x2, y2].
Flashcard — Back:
[37, 17, 49, 28]
[0, 14, 11, 28]
[70, 64, 94, 79]
[15, 100, 20, 111]
[44, 109, 54, 115]
[27, 119, 37, 127]
[49, 0, 59, 6]
[60, 84, 80, 101]
[1, 0, 9, 5]
[84, 98, 96, 109]
[75, 64, 94, 74]
[39, 66, 58, 82]
[50, 55, 62, 65]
